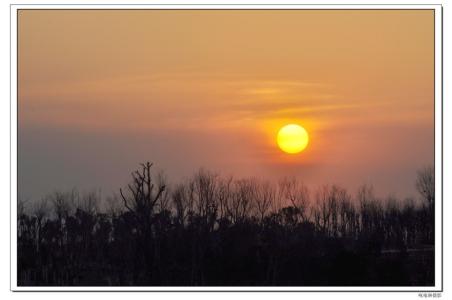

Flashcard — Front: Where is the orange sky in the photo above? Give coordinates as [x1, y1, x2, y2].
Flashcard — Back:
[18, 10, 434, 200]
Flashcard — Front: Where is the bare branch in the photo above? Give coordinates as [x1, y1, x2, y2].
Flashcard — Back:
[120, 188, 134, 213]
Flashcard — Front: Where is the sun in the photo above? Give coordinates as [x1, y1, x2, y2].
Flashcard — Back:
[277, 124, 309, 154]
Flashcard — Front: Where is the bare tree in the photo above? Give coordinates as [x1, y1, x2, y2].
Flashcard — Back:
[314, 185, 332, 234]
[338, 190, 356, 238]
[256, 181, 275, 223]
[383, 196, 402, 247]
[228, 178, 256, 223]
[329, 186, 340, 236]
[32, 198, 49, 253]
[17, 198, 29, 240]
[105, 193, 124, 217]
[357, 184, 375, 234]
[172, 183, 191, 227]
[217, 176, 233, 222]
[416, 165, 434, 209]
[119, 162, 166, 224]
[51, 190, 76, 221]
[78, 190, 100, 215]
[18, 197, 27, 217]
[192, 169, 219, 230]
[155, 171, 171, 213]
[357, 184, 385, 242]
[278, 177, 310, 222]
[49, 189, 77, 249]
[119, 162, 166, 281]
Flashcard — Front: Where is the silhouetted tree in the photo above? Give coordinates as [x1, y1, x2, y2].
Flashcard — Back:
[17, 162, 435, 287]
[416, 165, 435, 244]
[279, 177, 309, 222]
[119, 162, 166, 282]
[255, 181, 275, 223]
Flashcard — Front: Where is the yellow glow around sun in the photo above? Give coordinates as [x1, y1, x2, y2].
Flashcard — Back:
[277, 124, 309, 154]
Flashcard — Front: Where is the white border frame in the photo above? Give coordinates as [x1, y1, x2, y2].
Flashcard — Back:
[10, 3, 443, 292]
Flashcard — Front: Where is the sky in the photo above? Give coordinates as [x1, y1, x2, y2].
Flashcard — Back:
[18, 9, 434, 201]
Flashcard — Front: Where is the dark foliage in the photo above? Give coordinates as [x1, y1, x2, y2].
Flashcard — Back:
[18, 163, 434, 286]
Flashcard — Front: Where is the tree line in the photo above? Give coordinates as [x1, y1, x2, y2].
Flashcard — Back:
[17, 163, 435, 286]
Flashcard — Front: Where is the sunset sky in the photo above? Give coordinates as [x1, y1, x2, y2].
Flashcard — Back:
[18, 10, 434, 201]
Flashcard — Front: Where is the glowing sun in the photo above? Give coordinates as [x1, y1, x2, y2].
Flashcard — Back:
[277, 124, 309, 154]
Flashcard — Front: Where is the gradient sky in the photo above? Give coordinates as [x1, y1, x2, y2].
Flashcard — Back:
[18, 10, 434, 201]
